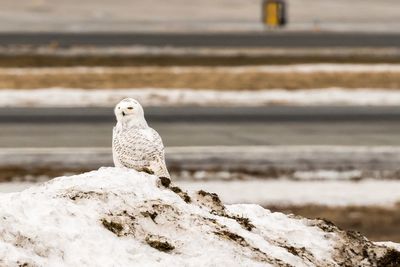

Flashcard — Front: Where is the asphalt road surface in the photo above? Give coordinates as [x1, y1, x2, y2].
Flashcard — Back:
[0, 32, 400, 48]
[3, 106, 400, 123]
[1, 106, 400, 147]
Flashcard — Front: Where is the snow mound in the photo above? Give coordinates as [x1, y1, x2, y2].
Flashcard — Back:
[0, 167, 398, 267]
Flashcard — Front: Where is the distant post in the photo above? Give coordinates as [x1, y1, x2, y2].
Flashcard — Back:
[262, 0, 287, 28]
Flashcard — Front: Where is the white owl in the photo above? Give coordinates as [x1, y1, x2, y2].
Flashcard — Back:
[112, 98, 170, 178]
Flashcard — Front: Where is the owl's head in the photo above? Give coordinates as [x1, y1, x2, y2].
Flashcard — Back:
[114, 98, 145, 123]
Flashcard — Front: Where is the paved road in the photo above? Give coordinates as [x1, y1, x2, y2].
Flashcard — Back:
[3, 106, 400, 123]
[1, 107, 400, 147]
[0, 32, 399, 48]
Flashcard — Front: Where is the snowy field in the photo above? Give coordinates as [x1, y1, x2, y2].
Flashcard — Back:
[2, 46, 399, 58]
[4, 88, 400, 107]
[3, 64, 400, 75]
[179, 180, 400, 207]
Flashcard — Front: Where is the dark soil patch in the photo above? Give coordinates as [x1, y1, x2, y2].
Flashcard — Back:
[101, 219, 124, 236]
[170, 186, 191, 203]
[213, 210, 255, 232]
[283, 245, 316, 263]
[159, 177, 171, 188]
[141, 211, 158, 223]
[231, 216, 255, 232]
[68, 190, 106, 201]
[214, 230, 247, 246]
[145, 235, 175, 252]
[198, 190, 223, 206]
[170, 186, 182, 194]
[197, 189, 255, 231]
[377, 249, 400, 267]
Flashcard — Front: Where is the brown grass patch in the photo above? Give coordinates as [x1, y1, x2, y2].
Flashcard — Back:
[267, 204, 400, 242]
[1, 71, 400, 90]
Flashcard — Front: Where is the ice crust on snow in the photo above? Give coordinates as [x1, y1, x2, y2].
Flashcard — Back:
[0, 167, 397, 266]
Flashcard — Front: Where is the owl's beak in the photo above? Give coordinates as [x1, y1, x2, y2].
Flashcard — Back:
[122, 111, 126, 116]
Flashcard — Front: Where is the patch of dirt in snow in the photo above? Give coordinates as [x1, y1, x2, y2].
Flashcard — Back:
[0, 167, 398, 266]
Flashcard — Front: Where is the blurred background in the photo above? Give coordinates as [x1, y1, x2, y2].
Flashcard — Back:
[1, 0, 400, 242]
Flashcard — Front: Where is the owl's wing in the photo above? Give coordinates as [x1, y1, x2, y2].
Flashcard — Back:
[112, 127, 124, 167]
[147, 128, 170, 178]
[148, 128, 164, 151]
[114, 127, 170, 178]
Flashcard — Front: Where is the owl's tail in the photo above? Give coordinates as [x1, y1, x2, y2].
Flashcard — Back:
[151, 158, 171, 179]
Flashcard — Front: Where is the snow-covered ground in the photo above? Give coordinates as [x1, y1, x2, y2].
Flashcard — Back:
[290, 170, 362, 181]
[376, 242, 400, 252]
[178, 180, 400, 207]
[3, 64, 400, 75]
[0, 167, 396, 266]
[177, 169, 363, 182]
[4, 88, 400, 107]
[2, 46, 399, 57]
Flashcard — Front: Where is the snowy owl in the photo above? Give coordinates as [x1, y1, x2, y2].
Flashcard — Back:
[112, 98, 170, 178]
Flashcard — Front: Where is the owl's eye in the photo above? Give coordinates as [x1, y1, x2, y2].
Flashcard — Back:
[127, 107, 133, 110]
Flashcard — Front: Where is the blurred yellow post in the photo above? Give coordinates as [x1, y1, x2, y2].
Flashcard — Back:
[262, 0, 287, 28]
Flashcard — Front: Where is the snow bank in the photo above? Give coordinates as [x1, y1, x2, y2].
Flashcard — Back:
[375, 242, 400, 252]
[2, 46, 399, 57]
[0, 167, 398, 266]
[179, 180, 400, 207]
[4, 88, 400, 107]
[4, 64, 400, 75]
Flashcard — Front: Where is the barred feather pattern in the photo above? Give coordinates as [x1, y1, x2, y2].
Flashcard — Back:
[112, 125, 170, 178]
